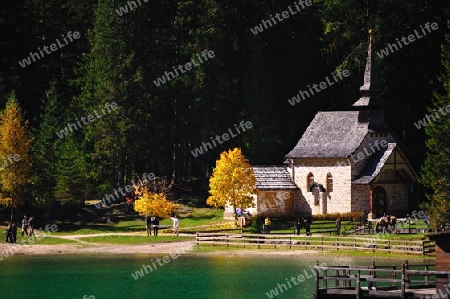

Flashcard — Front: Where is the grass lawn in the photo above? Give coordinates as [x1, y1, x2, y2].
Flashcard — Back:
[14, 235, 79, 245]
[55, 206, 225, 235]
[190, 244, 434, 260]
[79, 235, 193, 244]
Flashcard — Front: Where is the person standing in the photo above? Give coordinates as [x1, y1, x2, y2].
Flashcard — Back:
[5, 224, 12, 243]
[304, 218, 311, 236]
[170, 215, 179, 236]
[294, 218, 302, 235]
[335, 217, 341, 236]
[21, 215, 28, 236]
[28, 216, 35, 236]
[153, 217, 159, 236]
[11, 223, 17, 243]
[145, 216, 152, 236]
[264, 216, 271, 234]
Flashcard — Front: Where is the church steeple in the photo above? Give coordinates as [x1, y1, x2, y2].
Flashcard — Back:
[353, 30, 386, 108]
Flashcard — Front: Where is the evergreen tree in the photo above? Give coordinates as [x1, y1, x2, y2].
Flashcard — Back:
[0, 92, 32, 219]
[31, 82, 64, 206]
[53, 135, 87, 205]
[420, 22, 450, 230]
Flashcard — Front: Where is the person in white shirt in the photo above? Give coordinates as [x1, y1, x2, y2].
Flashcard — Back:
[170, 215, 180, 236]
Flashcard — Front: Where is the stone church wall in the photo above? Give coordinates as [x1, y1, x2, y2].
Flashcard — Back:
[351, 184, 370, 213]
[289, 158, 352, 215]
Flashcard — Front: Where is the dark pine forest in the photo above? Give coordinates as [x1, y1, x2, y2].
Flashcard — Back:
[1, 0, 449, 210]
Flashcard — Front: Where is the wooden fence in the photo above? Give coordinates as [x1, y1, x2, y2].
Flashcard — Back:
[195, 233, 435, 255]
[314, 261, 449, 299]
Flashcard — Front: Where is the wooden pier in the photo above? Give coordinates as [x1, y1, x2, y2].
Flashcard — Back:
[313, 261, 450, 298]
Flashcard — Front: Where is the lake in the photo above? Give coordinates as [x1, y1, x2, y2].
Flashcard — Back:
[0, 253, 420, 299]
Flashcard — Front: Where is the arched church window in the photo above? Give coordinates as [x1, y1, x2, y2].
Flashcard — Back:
[327, 173, 333, 193]
[307, 173, 314, 191]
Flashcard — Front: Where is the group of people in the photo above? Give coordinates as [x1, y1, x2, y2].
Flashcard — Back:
[145, 216, 160, 236]
[145, 215, 180, 236]
[294, 218, 312, 236]
[4, 215, 34, 243]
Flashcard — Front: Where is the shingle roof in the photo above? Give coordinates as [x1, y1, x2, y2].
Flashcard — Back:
[285, 111, 368, 158]
[252, 166, 298, 189]
[285, 109, 391, 159]
[352, 143, 396, 184]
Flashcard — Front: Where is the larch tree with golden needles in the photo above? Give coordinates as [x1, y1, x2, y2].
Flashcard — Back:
[207, 148, 256, 210]
[0, 92, 32, 220]
[133, 185, 177, 217]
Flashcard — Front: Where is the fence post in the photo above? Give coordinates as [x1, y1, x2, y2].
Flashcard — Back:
[401, 263, 406, 299]
[314, 261, 320, 299]
[369, 260, 376, 289]
[335, 269, 339, 288]
[392, 266, 396, 287]
[356, 270, 361, 299]
[404, 260, 409, 289]
[321, 237, 324, 251]
[336, 238, 338, 251]
[388, 240, 391, 254]
[196, 232, 199, 245]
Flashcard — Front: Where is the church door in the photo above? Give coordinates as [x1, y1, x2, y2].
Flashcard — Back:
[373, 186, 387, 218]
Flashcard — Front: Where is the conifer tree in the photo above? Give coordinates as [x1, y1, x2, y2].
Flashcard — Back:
[31, 82, 63, 206]
[0, 92, 32, 219]
[53, 135, 87, 205]
[420, 22, 450, 230]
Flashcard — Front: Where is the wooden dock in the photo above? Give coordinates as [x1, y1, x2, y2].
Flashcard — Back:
[313, 261, 450, 298]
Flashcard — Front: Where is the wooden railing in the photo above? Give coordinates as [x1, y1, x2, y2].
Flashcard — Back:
[313, 261, 449, 299]
[195, 233, 435, 255]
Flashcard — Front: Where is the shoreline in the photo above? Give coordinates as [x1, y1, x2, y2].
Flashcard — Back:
[0, 241, 435, 262]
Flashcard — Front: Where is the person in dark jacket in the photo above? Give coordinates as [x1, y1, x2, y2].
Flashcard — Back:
[146, 216, 152, 236]
[336, 217, 341, 236]
[153, 217, 159, 236]
[11, 223, 17, 243]
[304, 218, 311, 236]
[5, 224, 12, 243]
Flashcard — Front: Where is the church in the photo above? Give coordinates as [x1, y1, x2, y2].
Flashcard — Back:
[233, 35, 418, 220]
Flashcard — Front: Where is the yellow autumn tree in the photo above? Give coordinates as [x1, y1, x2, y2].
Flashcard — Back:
[133, 185, 177, 217]
[207, 148, 256, 210]
[0, 92, 32, 219]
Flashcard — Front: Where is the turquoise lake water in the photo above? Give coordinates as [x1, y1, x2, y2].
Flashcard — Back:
[0, 254, 417, 299]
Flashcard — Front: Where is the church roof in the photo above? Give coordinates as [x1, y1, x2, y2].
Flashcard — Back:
[285, 111, 371, 158]
[286, 32, 391, 159]
[252, 166, 298, 189]
[352, 143, 396, 184]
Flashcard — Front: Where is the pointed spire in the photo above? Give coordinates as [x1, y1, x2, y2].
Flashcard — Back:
[360, 30, 382, 94]
[353, 29, 386, 108]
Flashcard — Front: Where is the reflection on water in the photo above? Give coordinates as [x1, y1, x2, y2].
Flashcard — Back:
[0, 253, 429, 299]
